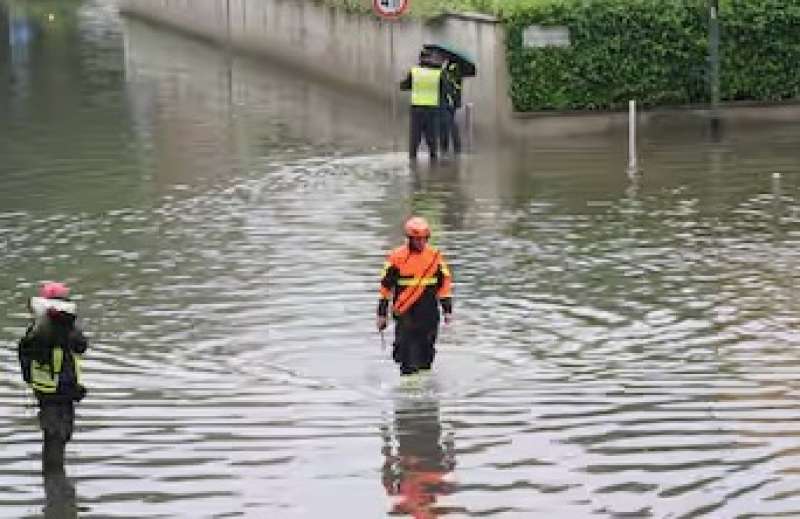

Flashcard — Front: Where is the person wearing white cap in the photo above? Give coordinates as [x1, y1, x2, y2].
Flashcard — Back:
[18, 282, 88, 474]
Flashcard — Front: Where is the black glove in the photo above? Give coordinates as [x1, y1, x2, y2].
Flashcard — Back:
[72, 384, 86, 402]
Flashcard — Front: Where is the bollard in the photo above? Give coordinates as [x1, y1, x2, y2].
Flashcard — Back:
[709, 0, 721, 134]
[771, 172, 783, 221]
[627, 99, 638, 174]
[772, 172, 782, 197]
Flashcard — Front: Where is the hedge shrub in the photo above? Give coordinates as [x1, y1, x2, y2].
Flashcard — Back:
[720, 0, 800, 102]
[505, 0, 800, 111]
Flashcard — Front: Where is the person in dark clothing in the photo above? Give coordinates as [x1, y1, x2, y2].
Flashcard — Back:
[18, 282, 88, 474]
[376, 216, 453, 375]
[400, 50, 447, 162]
[439, 60, 463, 156]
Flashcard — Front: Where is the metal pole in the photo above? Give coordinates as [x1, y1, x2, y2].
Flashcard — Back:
[627, 99, 638, 174]
[709, 0, 721, 134]
[390, 22, 398, 152]
[225, 0, 233, 108]
[222, 0, 232, 59]
[226, 0, 231, 43]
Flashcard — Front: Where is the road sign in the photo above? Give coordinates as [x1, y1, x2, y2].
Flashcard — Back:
[373, 0, 409, 19]
[523, 25, 571, 48]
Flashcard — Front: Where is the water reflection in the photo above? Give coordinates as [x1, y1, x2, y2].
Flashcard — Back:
[122, 14, 398, 194]
[43, 471, 78, 519]
[382, 395, 456, 518]
[408, 161, 470, 234]
[0, 0, 141, 214]
[7, 5, 34, 65]
[4, 0, 800, 516]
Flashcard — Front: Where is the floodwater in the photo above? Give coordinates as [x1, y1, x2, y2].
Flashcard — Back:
[2, 1, 800, 517]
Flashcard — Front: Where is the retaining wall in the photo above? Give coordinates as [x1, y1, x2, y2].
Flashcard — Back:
[119, 0, 799, 142]
[119, 0, 509, 135]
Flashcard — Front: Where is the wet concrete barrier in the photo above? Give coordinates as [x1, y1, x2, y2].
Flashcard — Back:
[119, 0, 800, 142]
[118, 0, 509, 136]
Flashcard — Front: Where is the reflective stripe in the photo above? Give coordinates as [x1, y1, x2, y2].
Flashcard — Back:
[29, 347, 81, 394]
[31, 358, 58, 393]
[397, 277, 437, 287]
[379, 261, 391, 279]
[411, 67, 441, 107]
[394, 250, 441, 315]
[53, 348, 63, 373]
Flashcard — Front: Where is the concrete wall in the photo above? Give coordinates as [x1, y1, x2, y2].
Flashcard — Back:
[118, 0, 800, 143]
[118, 0, 507, 135]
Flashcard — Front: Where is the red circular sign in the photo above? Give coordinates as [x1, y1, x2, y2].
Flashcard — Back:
[373, 0, 409, 18]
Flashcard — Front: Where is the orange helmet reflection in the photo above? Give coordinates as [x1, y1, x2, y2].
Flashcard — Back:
[404, 216, 431, 239]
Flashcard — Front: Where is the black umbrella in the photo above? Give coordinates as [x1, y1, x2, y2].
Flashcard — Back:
[422, 43, 476, 77]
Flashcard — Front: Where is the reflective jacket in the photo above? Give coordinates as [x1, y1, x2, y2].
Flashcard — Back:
[29, 346, 82, 395]
[18, 317, 87, 401]
[378, 243, 452, 324]
[410, 67, 442, 107]
[443, 62, 463, 109]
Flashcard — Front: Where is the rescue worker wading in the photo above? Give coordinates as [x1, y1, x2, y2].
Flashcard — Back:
[400, 50, 446, 162]
[18, 282, 88, 474]
[377, 217, 453, 375]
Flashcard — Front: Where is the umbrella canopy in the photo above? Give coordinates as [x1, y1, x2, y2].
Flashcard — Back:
[422, 43, 476, 77]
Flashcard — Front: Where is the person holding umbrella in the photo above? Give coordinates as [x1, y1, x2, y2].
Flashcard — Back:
[400, 48, 447, 161]
[422, 44, 476, 156]
[440, 59, 463, 156]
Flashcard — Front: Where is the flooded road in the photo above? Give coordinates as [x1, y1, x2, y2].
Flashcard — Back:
[3, 1, 800, 517]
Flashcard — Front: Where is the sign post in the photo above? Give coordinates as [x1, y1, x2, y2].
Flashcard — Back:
[708, 0, 721, 137]
[373, 0, 409, 152]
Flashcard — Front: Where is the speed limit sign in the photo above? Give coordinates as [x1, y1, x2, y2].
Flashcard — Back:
[373, 0, 409, 18]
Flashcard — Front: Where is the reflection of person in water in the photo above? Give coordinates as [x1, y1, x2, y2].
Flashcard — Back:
[44, 471, 78, 519]
[381, 399, 456, 518]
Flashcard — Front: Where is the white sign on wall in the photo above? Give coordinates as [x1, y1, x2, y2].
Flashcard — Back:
[523, 25, 571, 48]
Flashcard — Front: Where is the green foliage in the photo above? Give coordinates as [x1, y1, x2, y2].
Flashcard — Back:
[505, 0, 800, 111]
[719, 0, 800, 101]
[505, 0, 709, 111]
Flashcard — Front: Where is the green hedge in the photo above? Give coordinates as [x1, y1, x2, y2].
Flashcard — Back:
[721, 0, 800, 102]
[504, 0, 800, 111]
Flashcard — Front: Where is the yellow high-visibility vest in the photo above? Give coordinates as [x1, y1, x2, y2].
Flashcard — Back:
[411, 67, 442, 107]
[30, 346, 82, 394]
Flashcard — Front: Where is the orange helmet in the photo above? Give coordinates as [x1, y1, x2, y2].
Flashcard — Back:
[404, 216, 431, 238]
